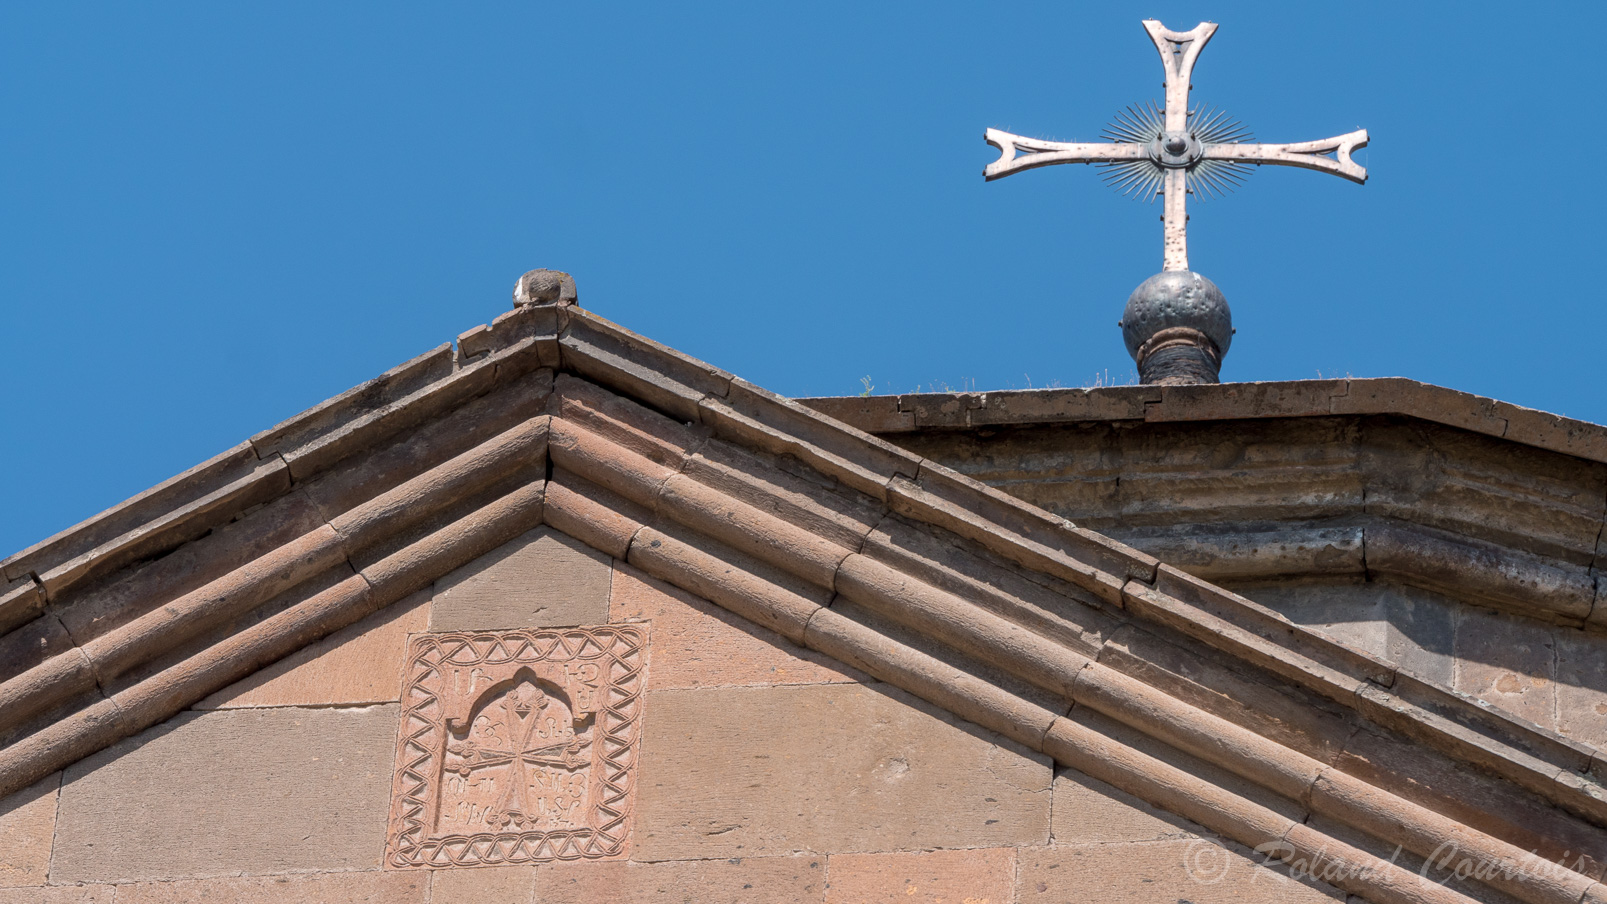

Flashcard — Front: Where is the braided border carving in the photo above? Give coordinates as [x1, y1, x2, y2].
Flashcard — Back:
[384, 625, 647, 868]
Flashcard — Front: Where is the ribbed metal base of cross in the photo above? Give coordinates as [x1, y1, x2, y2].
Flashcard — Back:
[1120, 270, 1233, 385]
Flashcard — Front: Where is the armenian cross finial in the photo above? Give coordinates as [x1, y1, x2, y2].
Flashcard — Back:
[984, 20, 1368, 385]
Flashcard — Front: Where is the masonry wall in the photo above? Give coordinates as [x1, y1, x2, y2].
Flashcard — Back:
[0, 527, 1342, 904]
[883, 414, 1607, 746]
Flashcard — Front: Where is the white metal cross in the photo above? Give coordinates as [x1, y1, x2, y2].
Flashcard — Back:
[985, 21, 1368, 273]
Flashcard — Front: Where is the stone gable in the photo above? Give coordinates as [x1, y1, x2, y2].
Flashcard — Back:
[2, 291, 1606, 903]
[2, 534, 1339, 903]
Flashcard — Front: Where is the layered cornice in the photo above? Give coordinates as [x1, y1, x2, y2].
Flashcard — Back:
[2, 304, 1606, 904]
[804, 386, 1607, 631]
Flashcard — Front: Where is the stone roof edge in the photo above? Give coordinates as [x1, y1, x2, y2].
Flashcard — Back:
[2, 301, 1600, 796]
[799, 378, 1607, 466]
[0, 302, 1602, 903]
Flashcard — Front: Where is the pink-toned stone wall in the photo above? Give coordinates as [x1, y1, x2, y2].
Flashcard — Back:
[0, 526, 1345, 904]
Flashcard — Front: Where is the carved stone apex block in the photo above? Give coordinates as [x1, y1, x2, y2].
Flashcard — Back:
[385, 625, 647, 868]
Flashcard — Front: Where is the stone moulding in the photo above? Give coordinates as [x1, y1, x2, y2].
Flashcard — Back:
[800, 379, 1607, 466]
[1, 300, 1606, 904]
[802, 388, 1607, 634]
[386, 626, 646, 867]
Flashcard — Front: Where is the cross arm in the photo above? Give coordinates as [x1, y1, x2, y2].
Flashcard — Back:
[1202, 129, 1369, 184]
[984, 128, 1145, 181]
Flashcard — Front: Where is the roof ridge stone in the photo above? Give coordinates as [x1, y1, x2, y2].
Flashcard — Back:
[801, 377, 1607, 466]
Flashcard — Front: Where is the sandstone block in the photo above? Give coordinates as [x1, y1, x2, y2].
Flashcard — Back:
[626, 523, 830, 644]
[797, 395, 915, 433]
[11, 439, 275, 595]
[1017, 840, 1341, 903]
[1333, 726, 1607, 882]
[1151, 379, 1348, 423]
[0, 576, 43, 637]
[1096, 622, 1360, 766]
[544, 469, 652, 560]
[329, 416, 549, 557]
[0, 886, 114, 904]
[1556, 622, 1607, 749]
[197, 588, 430, 708]
[825, 847, 1014, 904]
[802, 604, 1062, 750]
[1052, 766, 1196, 844]
[974, 385, 1161, 425]
[431, 527, 611, 631]
[359, 478, 548, 606]
[717, 376, 924, 495]
[534, 855, 825, 903]
[549, 374, 708, 470]
[113, 871, 428, 904]
[299, 368, 553, 523]
[609, 563, 856, 689]
[251, 343, 455, 459]
[52, 488, 327, 645]
[0, 774, 57, 888]
[430, 866, 534, 903]
[559, 315, 731, 426]
[52, 705, 398, 882]
[633, 683, 1052, 860]
[1455, 606, 1557, 730]
[657, 472, 849, 589]
[689, 437, 885, 541]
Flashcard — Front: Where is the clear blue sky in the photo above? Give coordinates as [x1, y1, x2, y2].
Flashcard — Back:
[1, 3, 1599, 557]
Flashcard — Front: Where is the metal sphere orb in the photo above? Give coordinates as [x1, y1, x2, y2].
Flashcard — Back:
[1120, 270, 1233, 359]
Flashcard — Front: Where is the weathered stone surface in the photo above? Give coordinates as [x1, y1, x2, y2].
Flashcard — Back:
[0, 886, 114, 904]
[197, 589, 430, 708]
[299, 368, 553, 523]
[1367, 522, 1595, 622]
[1333, 726, 1607, 881]
[52, 705, 398, 882]
[1017, 840, 1341, 903]
[608, 563, 856, 689]
[431, 865, 534, 903]
[534, 855, 825, 903]
[431, 527, 611, 631]
[0, 577, 43, 638]
[626, 522, 831, 644]
[386, 626, 645, 867]
[802, 598, 1063, 749]
[799, 395, 914, 433]
[544, 469, 652, 561]
[0, 774, 57, 888]
[1455, 606, 1557, 730]
[1239, 579, 1390, 661]
[1558, 626, 1607, 749]
[113, 871, 428, 904]
[685, 435, 886, 553]
[1125, 526, 1365, 582]
[634, 683, 1052, 860]
[1361, 419, 1606, 566]
[1096, 622, 1360, 766]
[1052, 766, 1196, 843]
[825, 847, 1014, 904]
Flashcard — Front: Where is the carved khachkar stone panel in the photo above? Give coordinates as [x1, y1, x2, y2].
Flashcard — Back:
[385, 625, 647, 867]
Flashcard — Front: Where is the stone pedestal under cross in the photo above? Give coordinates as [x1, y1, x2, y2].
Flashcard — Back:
[984, 20, 1368, 384]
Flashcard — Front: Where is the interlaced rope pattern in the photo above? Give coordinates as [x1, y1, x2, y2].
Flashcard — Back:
[384, 625, 648, 867]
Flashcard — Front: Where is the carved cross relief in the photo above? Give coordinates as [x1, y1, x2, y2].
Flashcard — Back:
[985, 20, 1368, 272]
[386, 625, 646, 867]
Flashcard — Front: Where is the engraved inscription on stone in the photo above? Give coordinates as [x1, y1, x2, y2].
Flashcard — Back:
[385, 625, 647, 867]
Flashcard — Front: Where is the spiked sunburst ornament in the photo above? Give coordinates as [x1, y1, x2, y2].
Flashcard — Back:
[1098, 102, 1255, 202]
[984, 20, 1368, 385]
